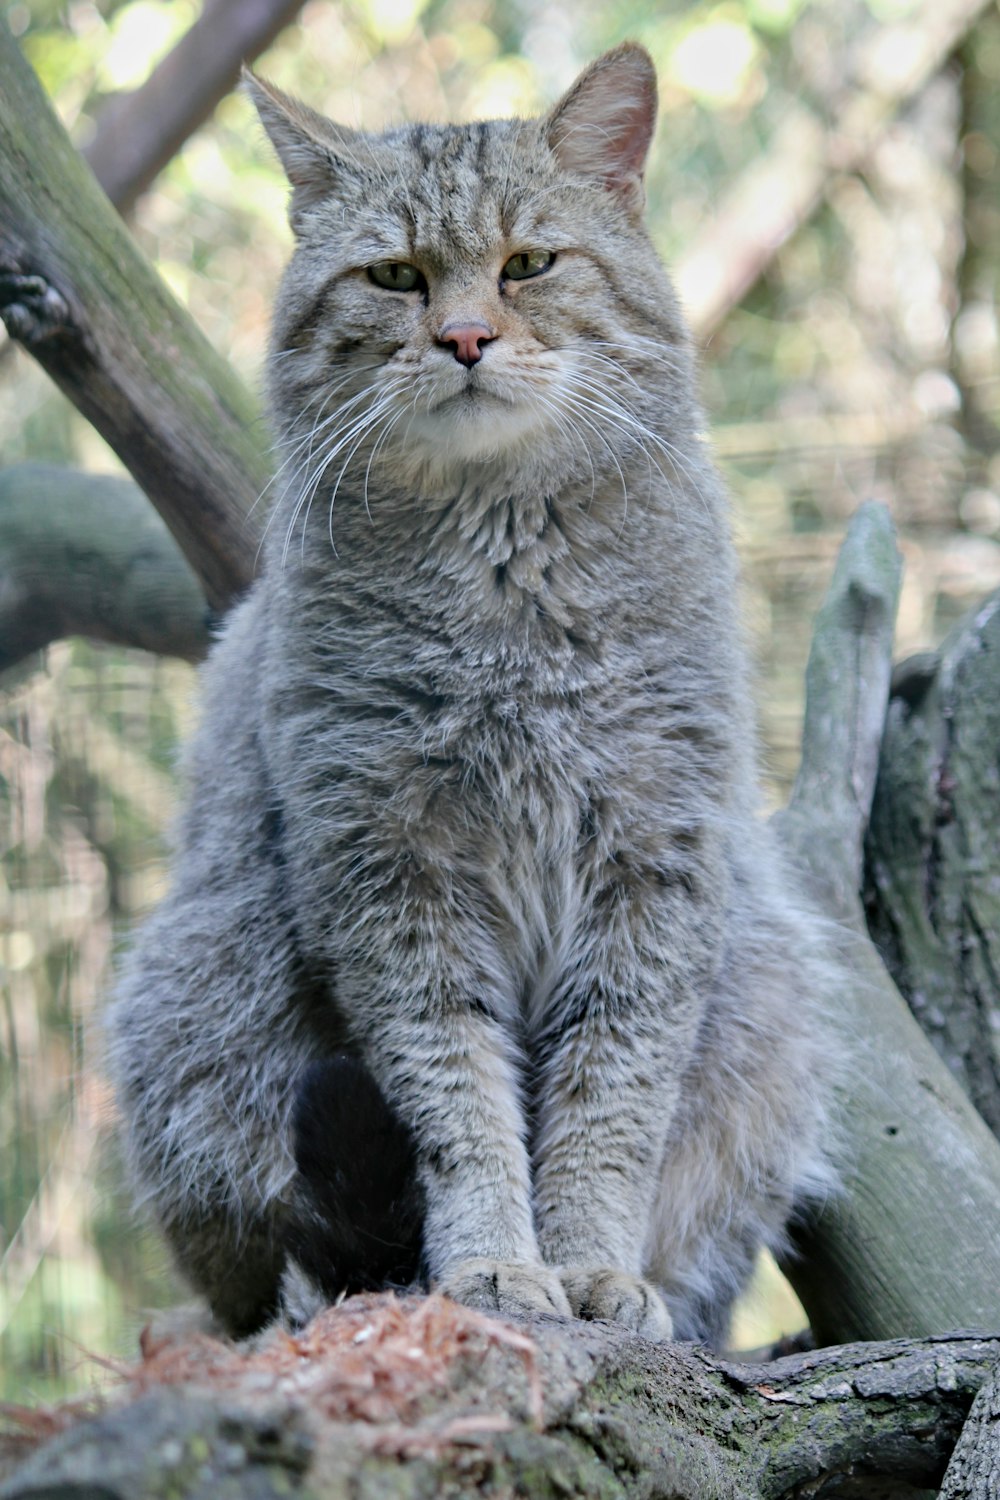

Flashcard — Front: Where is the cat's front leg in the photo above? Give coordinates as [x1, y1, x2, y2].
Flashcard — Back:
[532, 1002, 681, 1341]
[330, 914, 572, 1323]
[532, 872, 716, 1341]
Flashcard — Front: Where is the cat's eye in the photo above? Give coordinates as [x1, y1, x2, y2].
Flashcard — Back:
[502, 250, 555, 281]
[368, 261, 424, 292]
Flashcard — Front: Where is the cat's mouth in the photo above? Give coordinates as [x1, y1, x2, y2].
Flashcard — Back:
[433, 381, 512, 412]
[403, 369, 551, 463]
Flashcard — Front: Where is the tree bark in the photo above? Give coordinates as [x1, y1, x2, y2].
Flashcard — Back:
[0, 17, 266, 612]
[865, 594, 1000, 1137]
[941, 1362, 1000, 1499]
[1, 1296, 997, 1500]
[83, 0, 308, 216]
[773, 505, 1000, 1347]
[0, 463, 211, 671]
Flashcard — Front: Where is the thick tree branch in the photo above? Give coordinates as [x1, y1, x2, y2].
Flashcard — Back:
[84, 0, 307, 216]
[1, 1296, 997, 1499]
[0, 464, 210, 671]
[0, 18, 266, 612]
[773, 504, 1000, 1346]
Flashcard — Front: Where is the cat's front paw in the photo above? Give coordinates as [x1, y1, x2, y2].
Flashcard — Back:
[437, 1258, 572, 1321]
[277, 1256, 328, 1332]
[559, 1267, 673, 1341]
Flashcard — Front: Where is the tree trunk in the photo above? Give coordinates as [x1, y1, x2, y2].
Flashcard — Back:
[0, 17, 265, 610]
[941, 1363, 1000, 1499]
[865, 594, 1000, 1137]
[773, 505, 1000, 1347]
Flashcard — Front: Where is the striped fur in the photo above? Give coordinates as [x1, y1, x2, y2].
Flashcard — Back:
[108, 45, 842, 1345]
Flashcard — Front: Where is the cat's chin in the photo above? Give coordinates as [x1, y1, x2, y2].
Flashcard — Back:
[406, 390, 551, 466]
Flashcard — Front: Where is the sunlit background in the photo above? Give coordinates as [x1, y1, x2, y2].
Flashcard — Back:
[2, 0, 999, 1400]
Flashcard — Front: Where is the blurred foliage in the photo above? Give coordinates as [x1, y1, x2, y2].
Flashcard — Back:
[1, 0, 999, 1399]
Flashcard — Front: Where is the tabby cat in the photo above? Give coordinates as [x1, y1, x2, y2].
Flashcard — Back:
[109, 43, 840, 1346]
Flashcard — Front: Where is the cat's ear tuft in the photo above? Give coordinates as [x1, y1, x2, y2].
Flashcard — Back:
[243, 68, 359, 234]
[545, 44, 657, 218]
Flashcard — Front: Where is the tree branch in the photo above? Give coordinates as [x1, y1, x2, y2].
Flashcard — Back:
[83, 0, 308, 216]
[0, 464, 210, 672]
[2, 1296, 997, 1499]
[0, 17, 266, 612]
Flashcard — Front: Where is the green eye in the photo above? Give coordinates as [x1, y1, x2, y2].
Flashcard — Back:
[502, 249, 555, 281]
[368, 261, 423, 292]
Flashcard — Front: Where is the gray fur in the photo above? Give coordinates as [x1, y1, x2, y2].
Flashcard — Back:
[108, 45, 841, 1345]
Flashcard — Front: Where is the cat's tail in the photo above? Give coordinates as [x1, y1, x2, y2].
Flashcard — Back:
[279, 1055, 425, 1329]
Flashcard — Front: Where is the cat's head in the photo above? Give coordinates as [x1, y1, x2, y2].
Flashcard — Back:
[247, 46, 692, 500]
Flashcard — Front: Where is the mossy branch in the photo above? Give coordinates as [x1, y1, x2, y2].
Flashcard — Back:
[0, 17, 266, 611]
[2, 1297, 997, 1500]
[0, 464, 211, 673]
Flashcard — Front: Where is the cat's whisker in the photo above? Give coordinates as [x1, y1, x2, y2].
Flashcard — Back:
[570, 395, 682, 526]
[568, 374, 714, 523]
[395, 386, 430, 463]
[340, 395, 410, 531]
[548, 388, 629, 519]
[275, 375, 407, 564]
[588, 333, 689, 373]
[362, 402, 412, 523]
[295, 423, 386, 562]
[269, 345, 309, 365]
[278, 391, 389, 568]
[289, 378, 410, 561]
[252, 405, 339, 525]
[572, 346, 678, 408]
[280, 404, 385, 567]
[569, 379, 686, 525]
[574, 341, 692, 416]
[252, 369, 383, 558]
[260, 408, 351, 566]
[569, 382, 666, 472]
[532, 392, 599, 508]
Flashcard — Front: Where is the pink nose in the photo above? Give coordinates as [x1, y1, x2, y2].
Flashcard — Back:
[437, 321, 497, 368]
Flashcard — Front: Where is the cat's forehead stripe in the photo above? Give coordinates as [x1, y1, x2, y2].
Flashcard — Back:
[366, 120, 550, 260]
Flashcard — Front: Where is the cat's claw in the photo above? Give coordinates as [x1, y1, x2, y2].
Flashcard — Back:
[559, 1267, 673, 1341]
[0, 273, 70, 345]
[437, 1258, 572, 1321]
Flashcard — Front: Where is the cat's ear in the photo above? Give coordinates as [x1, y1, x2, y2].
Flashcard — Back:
[544, 44, 657, 219]
[243, 69, 361, 233]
